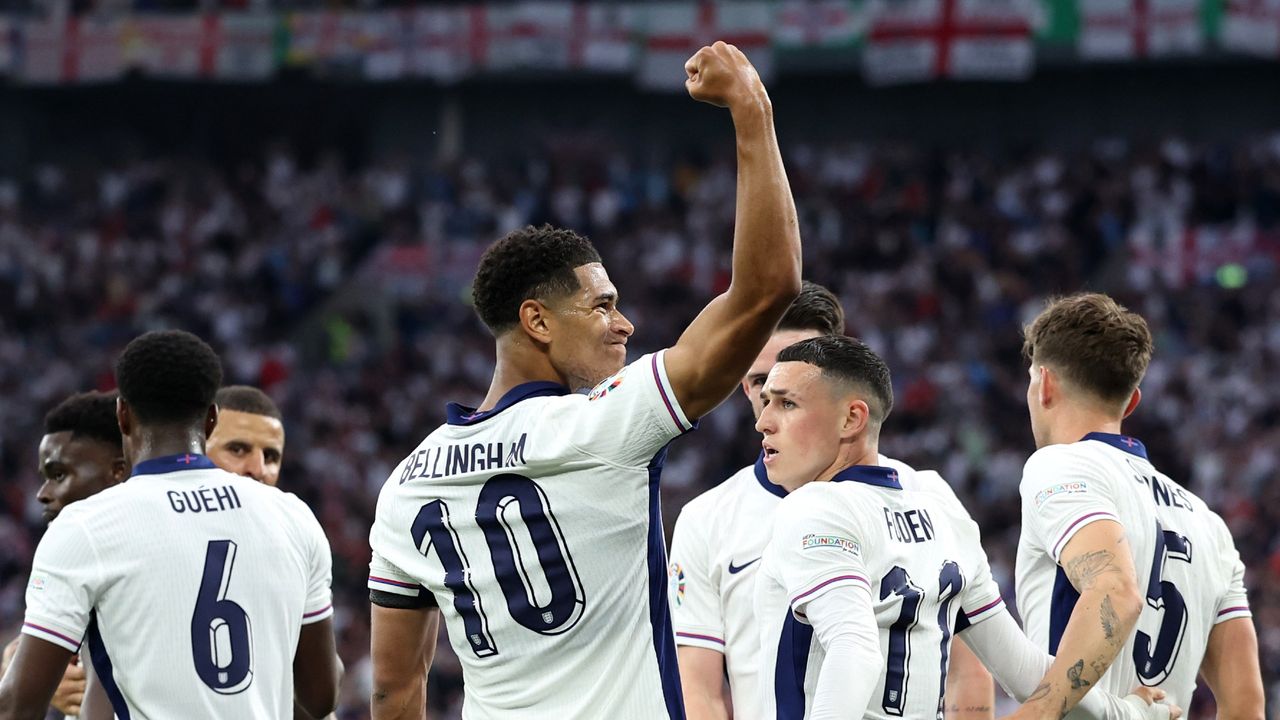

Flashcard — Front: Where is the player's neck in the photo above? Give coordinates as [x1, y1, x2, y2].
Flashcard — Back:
[814, 441, 879, 483]
[479, 336, 569, 412]
[1046, 405, 1124, 447]
[127, 428, 207, 466]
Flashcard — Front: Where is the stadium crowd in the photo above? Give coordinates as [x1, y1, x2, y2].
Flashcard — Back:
[0, 130, 1278, 717]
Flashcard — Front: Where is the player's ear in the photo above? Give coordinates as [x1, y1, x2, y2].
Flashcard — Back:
[1037, 365, 1054, 409]
[204, 404, 218, 440]
[116, 396, 132, 438]
[1121, 387, 1141, 419]
[518, 299, 554, 347]
[110, 457, 128, 484]
[842, 398, 869, 439]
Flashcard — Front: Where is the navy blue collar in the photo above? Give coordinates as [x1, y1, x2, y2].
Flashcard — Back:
[830, 464, 903, 490]
[754, 453, 787, 498]
[446, 381, 571, 426]
[131, 453, 217, 477]
[1082, 432, 1148, 460]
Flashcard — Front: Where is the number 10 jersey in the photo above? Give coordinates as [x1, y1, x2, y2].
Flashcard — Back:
[368, 351, 695, 720]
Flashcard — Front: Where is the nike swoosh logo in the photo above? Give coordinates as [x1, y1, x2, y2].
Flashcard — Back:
[728, 558, 760, 574]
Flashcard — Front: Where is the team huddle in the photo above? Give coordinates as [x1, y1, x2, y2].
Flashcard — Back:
[0, 41, 1262, 720]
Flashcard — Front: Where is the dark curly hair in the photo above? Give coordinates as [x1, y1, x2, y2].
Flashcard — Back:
[44, 391, 123, 449]
[778, 335, 894, 426]
[115, 330, 223, 425]
[472, 225, 603, 333]
[215, 385, 282, 421]
[778, 281, 845, 336]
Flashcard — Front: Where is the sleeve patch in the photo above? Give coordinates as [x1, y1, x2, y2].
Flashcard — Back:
[802, 534, 862, 556]
[668, 562, 686, 607]
[588, 368, 627, 401]
[1034, 481, 1089, 508]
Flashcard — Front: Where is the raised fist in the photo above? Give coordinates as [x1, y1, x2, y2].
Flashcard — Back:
[684, 41, 768, 110]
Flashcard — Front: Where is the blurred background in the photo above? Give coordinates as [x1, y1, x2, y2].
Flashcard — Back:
[0, 0, 1277, 717]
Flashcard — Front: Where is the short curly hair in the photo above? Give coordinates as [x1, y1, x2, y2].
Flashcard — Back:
[472, 225, 603, 333]
[44, 391, 123, 449]
[1023, 293, 1153, 406]
[116, 330, 223, 425]
[778, 281, 845, 336]
[215, 385, 282, 421]
[778, 335, 894, 425]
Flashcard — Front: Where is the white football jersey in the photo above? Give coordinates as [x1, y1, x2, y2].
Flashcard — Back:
[756, 463, 1005, 720]
[668, 454, 921, 720]
[22, 454, 333, 720]
[1016, 433, 1251, 710]
[368, 351, 695, 719]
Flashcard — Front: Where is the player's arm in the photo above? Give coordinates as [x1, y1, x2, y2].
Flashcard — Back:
[1199, 617, 1264, 720]
[663, 42, 802, 421]
[946, 641, 994, 720]
[678, 647, 729, 720]
[1005, 521, 1144, 720]
[805, 585, 883, 719]
[294, 617, 342, 718]
[669, 503, 730, 720]
[370, 604, 440, 720]
[78, 659, 114, 720]
[959, 609, 1176, 720]
[0, 635, 76, 720]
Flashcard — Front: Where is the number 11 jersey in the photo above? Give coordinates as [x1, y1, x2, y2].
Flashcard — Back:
[368, 351, 695, 719]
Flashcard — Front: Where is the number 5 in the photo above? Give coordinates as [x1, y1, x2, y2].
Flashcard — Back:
[1134, 525, 1190, 685]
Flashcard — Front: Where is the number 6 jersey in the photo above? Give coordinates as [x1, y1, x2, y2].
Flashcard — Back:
[21, 454, 334, 720]
[367, 351, 695, 719]
[1015, 433, 1251, 710]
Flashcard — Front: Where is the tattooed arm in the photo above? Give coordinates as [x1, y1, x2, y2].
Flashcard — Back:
[1006, 521, 1143, 720]
[946, 641, 994, 720]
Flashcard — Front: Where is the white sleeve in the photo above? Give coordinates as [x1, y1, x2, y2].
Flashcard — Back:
[1210, 513, 1251, 623]
[769, 486, 873, 615]
[668, 498, 724, 651]
[288, 495, 335, 624]
[553, 351, 695, 468]
[22, 517, 99, 652]
[931, 481, 1005, 627]
[960, 609, 1144, 720]
[1019, 447, 1121, 562]
[805, 585, 882, 720]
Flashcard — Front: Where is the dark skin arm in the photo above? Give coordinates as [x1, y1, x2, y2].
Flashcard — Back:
[294, 617, 342, 719]
[663, 41, 803, 422]
[0, 635, 76, 720]
[370, 605, 439, 720]
[1199, 617, 1265, 720]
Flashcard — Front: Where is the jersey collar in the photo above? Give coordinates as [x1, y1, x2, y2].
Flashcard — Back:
[446, 381, 571, 426]
[754, 453, 787, 498]
[830, 464, 903, 490]
[131, 453, 217, 477]
[1081, 431, 1148, 460]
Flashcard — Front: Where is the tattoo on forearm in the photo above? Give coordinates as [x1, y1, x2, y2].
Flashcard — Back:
[1028, 682, 1051, 702]
[1100, 594, 1118, 641]
[1064, 549, 1119, 591]
[1066, 659, 1091, 690]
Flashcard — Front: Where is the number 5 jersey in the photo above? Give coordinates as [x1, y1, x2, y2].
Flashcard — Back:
[1015, 432, 1251, 710]
[367, 351, 696, 720]
[21, 454, 334, 719]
